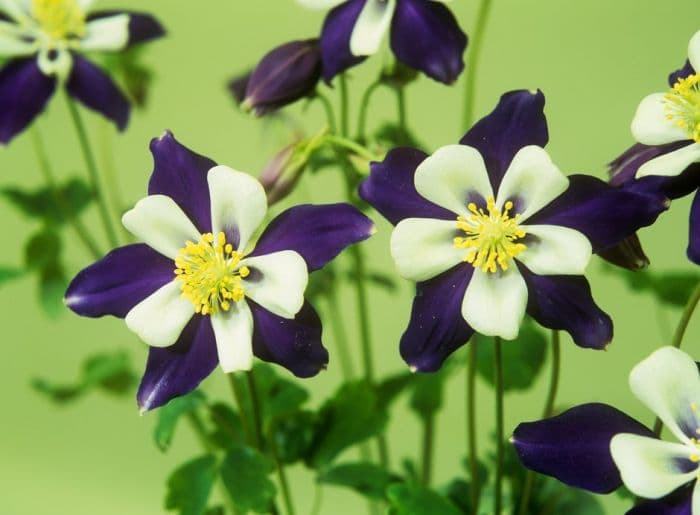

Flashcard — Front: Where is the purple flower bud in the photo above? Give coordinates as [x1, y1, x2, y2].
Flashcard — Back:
[243, 39, 322, 116]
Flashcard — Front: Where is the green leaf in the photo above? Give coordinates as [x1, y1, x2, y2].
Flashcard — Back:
[476, 317, 548, 391]
[24, 229, 61, 270]
[38, 260, 68, 318]
[526, 477, 604, 515]
[318, 462, 399, 500]
[376, 372, 414, 409]
[307, 381, 388, 468]
[0, 266, 24, 287]
[220, 445, 277, 514]
[270, 410, 317, 464]
[154, 391, 206, 452]
[208, 402, 246, 450]
[609, 267, 700, 307]
[98, 48, 154, 108]
[253, 363, 309, 424]
[2, 178, 93, 225]
[409, 369, 448, 420]
[386, 483, 463, 515]
[165, 455, 218, 515]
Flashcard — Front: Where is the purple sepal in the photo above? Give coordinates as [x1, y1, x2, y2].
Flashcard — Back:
[148, 131, 215, 233]
[627, 486, 693, 515]
[244, 39, 322, 116]
[669, 60, 696, 87]
[359, 147, 455, 225]
[0, 58, 56, 145]
[250, 301, 329, 378]
[87, 10, 166, 46]
[519, 266, 612, 350]
[137, 316, 217, 411]
[390, 0, 467, 84]
[460, 90, 548, 191]
[319, 0, 367, 83]
[512, 403, 654, 494]
[66, 55, 130, 131]
[65, 244, 173, 318]
[688, 191, 700, 265]
[251, 203, 374, 272]
[400, 264, 474, 372]
[597, 234, 650, 271]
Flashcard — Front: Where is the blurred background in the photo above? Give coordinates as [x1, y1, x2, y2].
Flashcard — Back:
[1, 0, 699, 513]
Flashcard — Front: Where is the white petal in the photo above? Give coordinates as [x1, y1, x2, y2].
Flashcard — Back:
[349, 0, 396, 56]
[631, 93, 690, 146]
[636, 143, 700, 178]
[0, 0, 29, 21]
[295, 0, 344, 8]
[390, 217, 465, 282]
[208, 166, 267, 252]
[122, 195, 201, 259]
[241, 250, 308, 319]
[79, 0, 96, 10]
[693, 479, 700, 515]
[516, 224, 592, 276]
[689, 30, 700, 72]
[125, 281, 195, 348]
[610, 434, 697, 499]
[0, 21, 35, 56]
[211, 300, 254, 373]
[461, 267, 527, 340]
[414, 144, 494, 218]
[37, 47, 72, 78]
[496, 146, 568, 222]
[80, 14, 129, 52]
[629, 346, 700, 445]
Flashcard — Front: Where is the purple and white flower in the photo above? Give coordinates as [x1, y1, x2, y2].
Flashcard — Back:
[65, 132, 374, 411]
[360, 90, 669, 372]
[513, 346, 700, 515]
[297, 0, 467, 84]
[0, 0, 164, 143]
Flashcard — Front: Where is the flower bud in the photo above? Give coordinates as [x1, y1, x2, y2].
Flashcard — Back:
[243, 39, 322, 116]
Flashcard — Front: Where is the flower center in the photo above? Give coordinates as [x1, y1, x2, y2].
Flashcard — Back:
[664, 73, 700, 143]
[174, 232, 250, 316]
[454, 197, 527, 273]
[31, 0, 86, 42]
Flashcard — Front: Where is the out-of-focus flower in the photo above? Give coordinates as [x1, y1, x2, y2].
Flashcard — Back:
[0, 0, 165, 143]
[360, 90, 669, 372]
[297, 0, 467, 85]
[65, 132, 374, 411]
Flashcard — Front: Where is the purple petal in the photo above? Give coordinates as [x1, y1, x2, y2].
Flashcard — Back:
[627, 487, 693, 515]
[526, 175, 669, 252]
[319, 0, 367, 83]
[518, 266, 612, 350]
[87, 11, 165, 46]
[460, 90, 548, 191]
[228, 71, 252, 104]
[0, 58, 56, 145]
[250, 203, 374, 272]
[400, 264, 474, 372]
[512, 403, 654, 494]
[65, 244, 173, 318]
[688, 190, 700, 265]
[147, 131, 215, 233]
[390, 0, 467, 84]
[597, 234, 650, 271]
[250, 301, 329, 378]
[66, 55, 129, 131]
[359, 147, 455, 225]
[669, 60, 696, 87]
[137, 316, 217, 411]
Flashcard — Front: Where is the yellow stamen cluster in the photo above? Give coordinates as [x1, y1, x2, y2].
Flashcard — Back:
[31, 0, 86, 41]
[454, 197, 527, 273]
[174, 232, 250, 316]
[664, 73, 700, 142]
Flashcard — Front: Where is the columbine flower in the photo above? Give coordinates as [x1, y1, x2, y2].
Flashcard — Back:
[0, 0, 164, 143]
[513, 346, 700, 514]
[65, 132, 374, 411]
[360, 90, 668, 372]
[609, 30, 700, 264]
[297, 0, 467, 84]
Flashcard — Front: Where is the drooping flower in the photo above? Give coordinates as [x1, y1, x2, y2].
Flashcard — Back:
[0, 0, 165, 143]
[608, 30, 700, 264]
[65, 132, 374, 411]
[297, 0, 467, 85]
[513, 346, 700, 515]
[360, 90, 669, 372]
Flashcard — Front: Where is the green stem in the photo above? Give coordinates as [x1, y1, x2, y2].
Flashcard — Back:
[270, 429, 296, 515]
[326, 135, 380, 162]
[325, 278, 357, 380]
[227, 373, 253, 445]
[421, 414, 435, 486]
[310, 484, 324, 515]
[316, 93, 337, 134]
[467, 338, 480, 515]
[246, 371, 265, 450]
[494, 336, 504, 515]
[97, 121, 132, 242]
[395, 87, 407, 133]
[462, 0, 494, 129]
[30, 127, 103, 259]
[356, 80, 381, 142]
[65, 94, 119, 248]
[338, 74, 350, 137]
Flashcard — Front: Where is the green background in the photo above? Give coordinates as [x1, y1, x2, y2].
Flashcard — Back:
[1, 1, 699, 513]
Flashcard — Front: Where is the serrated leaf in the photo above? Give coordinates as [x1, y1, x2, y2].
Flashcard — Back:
[220, 445, 277, 514]
[386, 483, 463, 515]
[2, 178, 93, 225]
[165, 455, 217, 515]
[154, 391, 206, 452]
[208, 402, 246, 450]
[318, 462, 399, 499]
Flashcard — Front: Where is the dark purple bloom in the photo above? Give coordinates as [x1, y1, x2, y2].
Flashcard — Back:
[360, 89, 668, 371]
[66, 132, 374, 411]
[0, 2, 164, 144]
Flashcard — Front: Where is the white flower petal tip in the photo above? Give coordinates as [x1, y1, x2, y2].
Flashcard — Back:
[295, 0, 344, 9]
[635, 143, 700, 179]
[689, 30, 700, 71]
[631, 93, 690, 146]
[517, 224, 592, 276]
[80, 14, 130, 52]
[212, 301, 255, 373]
[349, 0, 396, 56]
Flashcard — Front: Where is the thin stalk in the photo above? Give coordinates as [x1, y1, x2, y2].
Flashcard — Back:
[420, 414, 435, 486]
[227, 373, 253, 445]
[326, 135, 380, 162]
[494, 336, 504, 515]
[30, 127, 102, 259]
[97, 121, 131, 242]
[356, 80, 381, 142]
[65, 94, 119, 248]
[395, 87, 407, 133]
[270, 431, 296, 515]
[246, 371, 265, 450]
[467, 338, 480, 515]
[325, 279, 357, 380]
[338, 74, 350, 137]
[316, 93, 337, 134]
[462, 0, 494, 129]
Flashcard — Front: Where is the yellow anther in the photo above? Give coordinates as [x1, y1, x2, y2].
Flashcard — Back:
[32, 0, 86, 41]
[664, 73, 700, 142]
[691, 454, 700, 463]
